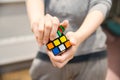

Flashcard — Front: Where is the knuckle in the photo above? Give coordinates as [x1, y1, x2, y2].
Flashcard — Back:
[38, 28, 44, 33]
[31, 26, 34, 32]
[46, 14, 52, 19]
[72, 56, 74, 59]
[53, 22, 58, 27]
[53, 17, 59, 22]
[50, 34, 56, 39]
[70, 56, 74, 60]
[36, 39, 42, 44]
[45, 25, 51, 29]
[58, 65, 63, 69]
[59, 60, 64, 63]
[51, 57, 54, 61]
[31, 22, 39, 32]
[44, 34, 49, 37]
[43, 38, 48, 41]
[35, 36, 38, 40]
[37, 37, 42, 42]
[53, 18, 59, 25]
[31, 22, 39, 28]
[59, 59, 64, 63]
[43, 38, 47, 41]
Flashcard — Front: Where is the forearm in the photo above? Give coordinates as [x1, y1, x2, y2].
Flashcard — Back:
[26, 0, 44, 25]
[74, 0, 112, 45]
[76, 10, 104, 44]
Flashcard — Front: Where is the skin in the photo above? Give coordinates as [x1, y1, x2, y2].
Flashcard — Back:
[26, 0, 105, 68]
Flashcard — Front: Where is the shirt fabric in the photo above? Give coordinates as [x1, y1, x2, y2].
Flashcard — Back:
[39, 0, 112, 56]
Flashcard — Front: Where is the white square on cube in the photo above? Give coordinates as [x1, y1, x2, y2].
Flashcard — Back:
[59, 44, 66, 51]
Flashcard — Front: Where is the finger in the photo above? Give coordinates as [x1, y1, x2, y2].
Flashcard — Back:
[60, 20, 69, 29]
[32, 22, 43, 47]
[43, 14, 52, 44]
[47, 50, 57, 67]
[47, 49, 65, 62]
[47, 50, 62, 62]
[38, 18, 44, 45]
[49, 57, 56, 67]
[59, 51, 74, 63]
[47, 50, 69, 68]
[47, 47, 74, 63]
[54, 58, 70, 68]
[66, 32, 77, 46]
[47, 49, 56, 60]
[50, 17, 59, 40]
[31, 22, 38, 33]
[35, 36, 43, 47]
[47, 49, 69, 63]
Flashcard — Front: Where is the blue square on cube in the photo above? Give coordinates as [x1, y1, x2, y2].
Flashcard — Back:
[52, 47, 60, 55]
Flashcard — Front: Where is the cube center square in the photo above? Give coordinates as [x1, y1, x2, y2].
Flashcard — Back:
[53, 39, 60, 46]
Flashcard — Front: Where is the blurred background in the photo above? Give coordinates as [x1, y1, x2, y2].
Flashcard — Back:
[0, 0, 38, 80]
[0, 0, 120, 80]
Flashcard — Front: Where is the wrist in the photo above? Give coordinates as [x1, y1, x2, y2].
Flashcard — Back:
[68, 31, 81, 47]
[74, 30, 86, 46]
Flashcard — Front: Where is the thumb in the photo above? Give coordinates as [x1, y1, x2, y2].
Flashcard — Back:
[60, 20, 69, 29]
[66, 32, 76, 46]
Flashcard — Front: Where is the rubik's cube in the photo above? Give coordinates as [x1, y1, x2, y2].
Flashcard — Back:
[46, 25, 72, 55]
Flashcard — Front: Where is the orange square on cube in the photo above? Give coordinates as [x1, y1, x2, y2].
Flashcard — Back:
[65, 41, 71, 48]
[47, 42, 54, 50]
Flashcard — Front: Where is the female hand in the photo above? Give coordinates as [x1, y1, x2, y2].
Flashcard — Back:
[47, 31, 80, 68]
[31, 14, 68, 46]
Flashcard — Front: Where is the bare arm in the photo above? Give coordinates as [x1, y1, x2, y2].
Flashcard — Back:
[26, 0, 68, 47]
[76, 0, 112, 45]
[26, 0, 112, 68]
[76, 10, 104, 45]
[47, 0, 112, 68]
[26, 0, 44, 26]
[47, 10, 106, 68]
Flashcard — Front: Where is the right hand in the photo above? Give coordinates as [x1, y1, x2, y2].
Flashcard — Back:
[31, 14, 69, 47]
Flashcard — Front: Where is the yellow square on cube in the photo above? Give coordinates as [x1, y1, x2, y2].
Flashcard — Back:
[60, 36, 67, 43]
[53, 39, 60, 46]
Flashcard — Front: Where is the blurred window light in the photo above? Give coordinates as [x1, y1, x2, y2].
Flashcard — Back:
[0, 35, 34, 46]
[0, 0, 25, 3]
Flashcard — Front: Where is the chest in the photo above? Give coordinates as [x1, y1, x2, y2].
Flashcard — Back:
[45, 0, 89, 16]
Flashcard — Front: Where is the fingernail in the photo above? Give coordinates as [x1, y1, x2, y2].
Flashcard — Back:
[50, 36, 55, 41]
[50, 38, 54, 41]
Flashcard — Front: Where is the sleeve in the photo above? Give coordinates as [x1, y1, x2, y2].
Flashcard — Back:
[89, 0, 112, 17]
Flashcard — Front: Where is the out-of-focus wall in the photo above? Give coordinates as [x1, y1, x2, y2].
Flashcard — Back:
[0, 1, 38, 73]
[0, 0, 24, 3]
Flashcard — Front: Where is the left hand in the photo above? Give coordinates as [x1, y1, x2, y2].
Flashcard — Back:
[47, 31, 80, 68]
